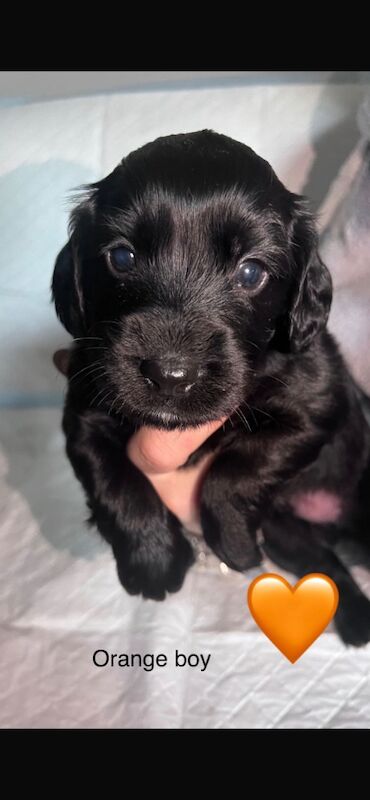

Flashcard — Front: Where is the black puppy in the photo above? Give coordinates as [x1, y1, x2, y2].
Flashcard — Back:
[52, 130, 370, 646]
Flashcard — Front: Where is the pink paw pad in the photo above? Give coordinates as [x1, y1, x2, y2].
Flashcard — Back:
[290, 490, 342, 523]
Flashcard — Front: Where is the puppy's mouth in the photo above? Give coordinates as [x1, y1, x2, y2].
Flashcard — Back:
[112, 379, 247, 431]
[125, 405, 226, 431]
[100, 335, 251, 429]
[138, 407, 191, 429]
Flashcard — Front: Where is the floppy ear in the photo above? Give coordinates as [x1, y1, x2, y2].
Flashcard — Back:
[286, 200, 332, 353]
[51, 192, 97, 337]
[51, 240, 86, 336]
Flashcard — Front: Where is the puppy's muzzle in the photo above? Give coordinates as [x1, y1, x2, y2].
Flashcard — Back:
[140, 358, 202, 397]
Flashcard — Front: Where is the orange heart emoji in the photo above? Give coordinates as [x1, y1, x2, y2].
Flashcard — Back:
[247, 573, 339, 663]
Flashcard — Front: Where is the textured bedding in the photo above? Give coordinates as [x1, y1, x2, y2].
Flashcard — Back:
[1, 78, 370, 728]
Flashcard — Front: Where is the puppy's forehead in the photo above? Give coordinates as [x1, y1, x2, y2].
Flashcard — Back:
[101, 186, 282, 255]
[96, 131, 292, 251]
[129, 130, 266, 177]
[103, 131, 278, 202]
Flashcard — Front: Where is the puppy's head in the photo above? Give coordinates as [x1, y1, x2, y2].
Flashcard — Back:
[52, 130, 332, 429]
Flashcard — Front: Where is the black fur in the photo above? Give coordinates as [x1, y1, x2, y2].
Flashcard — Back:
[52, 130, 370, 644]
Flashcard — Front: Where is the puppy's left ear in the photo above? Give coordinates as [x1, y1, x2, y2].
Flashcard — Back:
[52, 240, 85, 337]
[51, 193, 96, 337]
[287, 199, 332, 353]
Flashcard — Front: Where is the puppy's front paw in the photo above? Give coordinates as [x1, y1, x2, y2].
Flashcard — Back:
[112, 532, 195, 600]
[335, 592, 370, 647]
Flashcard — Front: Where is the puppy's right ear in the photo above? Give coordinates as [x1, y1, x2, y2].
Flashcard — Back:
[51, 240, 86, 337]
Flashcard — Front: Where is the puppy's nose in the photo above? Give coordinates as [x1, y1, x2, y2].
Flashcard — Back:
[140, 359, 200, 396]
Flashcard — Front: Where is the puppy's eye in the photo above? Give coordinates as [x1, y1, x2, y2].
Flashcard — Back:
[235, 260, 268, 292]
[109, 246, 135, 272]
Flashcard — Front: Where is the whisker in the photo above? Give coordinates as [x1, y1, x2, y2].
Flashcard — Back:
[234, 408, 252, 434]
[69, 362, 106, 384]
[96, 389, 115, 410]
[89, 383, 111, 407]
[245, 338, 261, 352]
[265, 374, 289, 389]
[236, 407, 252, 433]
[240, 400, 257, 427]
[107, 395, 119, 417]
[250, 405, 275, 421]
[72, 336, 104, 343]
[115, 398, 126, 421]
[234, 409, 245, 431]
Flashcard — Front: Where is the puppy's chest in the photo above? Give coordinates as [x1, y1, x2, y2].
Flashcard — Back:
[183, 409, 269, 468]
